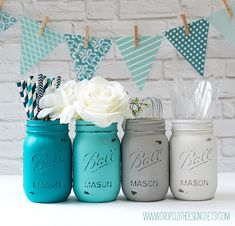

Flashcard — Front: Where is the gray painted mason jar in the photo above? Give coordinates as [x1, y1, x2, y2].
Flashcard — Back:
[121, 119, 169, 201]
[170, 120, 217, 201]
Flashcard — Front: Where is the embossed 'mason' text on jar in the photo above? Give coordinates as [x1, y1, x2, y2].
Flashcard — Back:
[170, 120, 217, 201]
[122, 119, 169, 202]
[73, 120, 120, 203]
[23, 120, 72, 203]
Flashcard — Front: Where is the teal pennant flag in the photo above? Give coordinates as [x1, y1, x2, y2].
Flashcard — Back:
[115, 36, 163, 90]
[0, 10, 17, 32]
[65, 34, 112, 81]
[208, 3, 235, 47]
[20, 16, 65, 75]
[164, 19, 209, 76]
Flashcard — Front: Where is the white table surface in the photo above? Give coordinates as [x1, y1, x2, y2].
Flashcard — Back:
[0, 173, 234, 226]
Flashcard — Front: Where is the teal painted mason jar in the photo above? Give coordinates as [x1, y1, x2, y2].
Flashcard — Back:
[73, 120, 120, 203]
[23, 120, 72, 203]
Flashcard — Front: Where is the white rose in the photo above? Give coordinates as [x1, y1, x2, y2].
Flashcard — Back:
[74, 76, 130, 127]
[38, 80, 78, 123]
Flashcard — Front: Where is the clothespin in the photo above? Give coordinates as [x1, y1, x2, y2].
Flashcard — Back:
[180, 14, 190, 36]
[134, 25, 138, 47]
[38, 16, 49, 36]
[0, 0, 4, 10]
[84, 25, 89, 48]
[221, 0, 233, 18]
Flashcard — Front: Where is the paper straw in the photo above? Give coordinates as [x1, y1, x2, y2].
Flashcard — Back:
[44, 77, 53, 92]
[16, 81, 30, 119]
[56, 76, 61, 88]
[27, 78, 34, 120]
[30, 76, 38, 120]
[37, 74, 44, 114]
[50, 77, 55, 84]
[16, 82, 26, 106]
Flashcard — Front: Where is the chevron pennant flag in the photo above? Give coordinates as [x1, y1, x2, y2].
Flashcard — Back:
[164, 19, 209, 76]
[0, 10, 17, 32]
[20, 16, 65, 75]
[115, 36, 163, 90]
[207, 3, 235, 48]
[65, 34, 112, 81]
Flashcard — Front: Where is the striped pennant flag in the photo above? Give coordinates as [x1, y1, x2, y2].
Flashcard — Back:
[115, 36, 163, 90]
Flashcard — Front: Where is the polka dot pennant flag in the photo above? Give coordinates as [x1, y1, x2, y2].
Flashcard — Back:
[207, 3, 235, 48]
[115, 36, 163, 90]
[0, 10, 17, 32]
[164, 19, 209, 76]
[65, 34, 112, 81]
[20, 16, 65, 75]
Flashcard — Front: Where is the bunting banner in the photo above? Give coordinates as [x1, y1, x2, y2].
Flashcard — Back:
[115, 36, 163, 90]
[0, 10, 17, 32]
[20, 16, 65, 75]
[65, 34, 112, 81]
[207, 3, 235, 47]
[164, 19, 209, 76]
[10, 6, 235, 88]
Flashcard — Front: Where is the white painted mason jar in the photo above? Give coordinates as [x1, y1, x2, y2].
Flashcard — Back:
[122, 119, 169, 202]
[170, 120, 217, 201]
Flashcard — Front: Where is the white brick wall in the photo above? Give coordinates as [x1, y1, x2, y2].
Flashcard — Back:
[0, 0, 235, 174]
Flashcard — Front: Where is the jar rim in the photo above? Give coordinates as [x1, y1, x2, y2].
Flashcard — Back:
[26, 120, 69, 133]
[75, 120, 118, 133]
[26, 119, 64, 126]
[171, 119, 213, 131]
[124, 118, 165, 133]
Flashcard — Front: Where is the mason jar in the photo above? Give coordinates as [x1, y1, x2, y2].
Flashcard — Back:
[121, 119, 169, 201]
[73, 120, 120, 203]
[170, 120, 217, 201]
[23, 120, 72, 203]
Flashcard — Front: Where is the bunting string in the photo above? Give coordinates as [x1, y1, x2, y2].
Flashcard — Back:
[1, 3, 235, 90]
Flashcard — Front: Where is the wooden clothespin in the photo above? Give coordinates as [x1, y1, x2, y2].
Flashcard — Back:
[84, 25, 89, 48]
[0, 0, 4, 10]
[180, 14, 190, 36]
[38, 16, 49, 36]
[134, 25, 138, 47]
[221, 0, 233, 18]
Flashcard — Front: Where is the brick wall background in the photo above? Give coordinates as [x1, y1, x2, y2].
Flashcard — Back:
[0, 0, 235, 174]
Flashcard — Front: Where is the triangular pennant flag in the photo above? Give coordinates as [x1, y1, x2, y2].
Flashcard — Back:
[0, 10, 17, 32]
[20, 16, 65, 75]
[207, 3, 235, 47]
[164, 19, 209, 76]
[115, 36, 163, 90]
[65, 34, 112, 80]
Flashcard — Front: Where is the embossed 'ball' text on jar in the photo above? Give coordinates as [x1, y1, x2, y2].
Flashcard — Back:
[121, 119, 169, 202]
[23, 120, 72, 203]
[73, 120, 120, 203]
[170, 120, 217, 201]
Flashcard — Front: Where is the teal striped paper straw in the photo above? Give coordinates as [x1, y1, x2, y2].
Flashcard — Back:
[16, 81, 29, 119]
[43, 77, 54, 92]
[27, 78, 34, 120]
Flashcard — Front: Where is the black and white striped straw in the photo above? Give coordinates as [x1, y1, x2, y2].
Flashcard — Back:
[37, 74, 44, 114]
[56, 76, 61, 88]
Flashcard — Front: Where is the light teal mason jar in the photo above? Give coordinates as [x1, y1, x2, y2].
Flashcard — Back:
[73, 120, 121, 203]
[23, 120, 72, 203]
